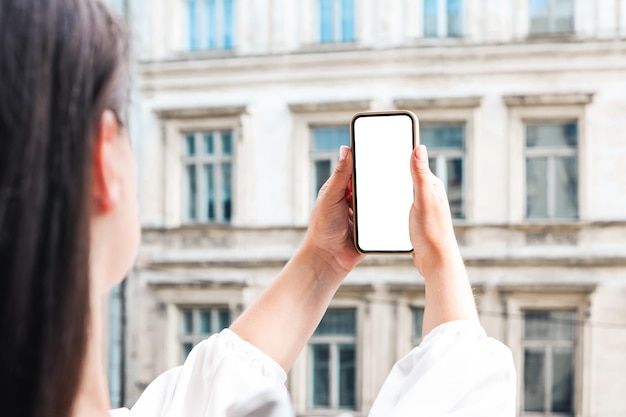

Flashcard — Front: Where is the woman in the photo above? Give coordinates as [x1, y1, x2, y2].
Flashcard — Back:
[0, 1, 516, 417]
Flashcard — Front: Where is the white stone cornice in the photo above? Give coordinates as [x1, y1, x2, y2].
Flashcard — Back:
[497, 283, 597, 294]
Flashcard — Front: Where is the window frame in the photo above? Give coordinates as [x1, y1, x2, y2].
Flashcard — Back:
[421, 0, 464, 39]
[307, 308, 358, 411]
[521, 309, 577, 415]
[179, 306, 232, 363]
[503, 97, 590, 224]
[317, 0, 356, 44]
[184, 0, 235, 51]
[182, 130, 234, 224]
[395, 97, 479, 223]
[144, 286, 244, 374]
[289, 101, 371, 226]
[309, 125, 351, 203]
[528, 0, 575, 36]
[420, 122, 467, 219]
[158, 107, 245, 228]
[524, 121, 579, 220]
[503, 289, 593, 417]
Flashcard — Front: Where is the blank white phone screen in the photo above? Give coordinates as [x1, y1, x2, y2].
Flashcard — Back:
[353, 113, 416, 252]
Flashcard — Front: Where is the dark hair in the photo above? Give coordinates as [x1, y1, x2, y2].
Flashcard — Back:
[0, 1, 129, 416]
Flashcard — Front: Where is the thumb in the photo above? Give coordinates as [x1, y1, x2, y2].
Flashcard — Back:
[411, 145, 432, 195]
[323, 145, 352, 200]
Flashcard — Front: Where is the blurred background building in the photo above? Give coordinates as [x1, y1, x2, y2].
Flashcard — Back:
[105, 0, 626, 416]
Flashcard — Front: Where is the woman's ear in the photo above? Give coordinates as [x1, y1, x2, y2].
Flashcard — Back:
[91, 110, 122, 213]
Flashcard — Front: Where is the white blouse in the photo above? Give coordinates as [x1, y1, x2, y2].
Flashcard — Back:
[110, 320, 516, 417]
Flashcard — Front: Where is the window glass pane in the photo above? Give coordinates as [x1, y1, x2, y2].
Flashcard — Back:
[187, 165, 197, 220]
[526, 122, 577, 148]
[311, 344, 330, 407]
[319, 0, 334, 43]
[552, 346, 574, 413]
[423, 0, 438, 37]
[222, 131, 232, 155]
[218, 309, 231, 330]
[447, 0, 462, 37]
[312, 127, 350, 152]
[207, 0, 217, 48]
[315, 309, 356, 336]
[199, 310, 212, 334]
[554, 0, 574, 32]
[420, 124, 465, 149]
[338, 344, 356, 408]
[314, 160, 331, 196]
[446, 158, 464, 219]
[524, 348, 546, 412]
[529, 0, 548, 15]
[204, 133, 214, 154]
[182, 342, 194, 362]
[187, 0, 198, 50]
[412, 307, 424, 340]
[524, 310, 577, 341]
[529, 0, 549, 33]
[205, 164, 215, 220]
[341, 0, 355, 42]
[182, 309, 193, 334]
[222, 162, 232, 222]
[185, 133, 196, 155]
[524, 310, 551, 339]
[554, 156, 578, 219]
[223, 0, 234, 49]
[526, 157, 548, 219]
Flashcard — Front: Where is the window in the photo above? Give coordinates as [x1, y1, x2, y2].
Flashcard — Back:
[309, 309, 357, 410]
[310, 126, 350, 201]
[183, 130, 233, 223]
[525, 122, 578, 219]
[420, 123, 465, 218]
[529, 0, 574, 35]
[180, 307, 231, 363]
[522, 310, 576, 415]
[423, 0, 462, 38]
[412, 307, 425, 346]
[318, 0, 355, 43]
[186, 0, 234, 50]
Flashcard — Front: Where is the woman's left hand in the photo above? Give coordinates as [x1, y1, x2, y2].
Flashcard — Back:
[302, 146, 365, 282]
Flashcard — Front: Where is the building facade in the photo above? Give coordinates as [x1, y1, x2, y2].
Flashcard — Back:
[120, 1, 626, 416]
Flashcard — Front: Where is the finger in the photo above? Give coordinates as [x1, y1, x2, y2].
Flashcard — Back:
[323, 146, 353, 202]
[410, 145, 432, 198]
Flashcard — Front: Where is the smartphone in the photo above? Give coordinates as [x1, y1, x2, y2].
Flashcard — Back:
[351, 111, 418, 253]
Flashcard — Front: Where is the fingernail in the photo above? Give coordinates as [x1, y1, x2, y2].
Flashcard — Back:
[339, 146, 348, 161]
[415, 145, 426, 160]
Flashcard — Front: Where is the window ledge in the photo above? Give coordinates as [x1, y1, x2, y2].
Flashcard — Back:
[503, 93, 593, 107]
[297, 41, 360, 54]
[289, 100, 371, 114]
[395, 96, 482, 110]
[155, 105, 247, 119]
[452, 220, 622, 231]
[527, 32, 577, 41]
[298, 410, 364, 417]
[171, 49, 238, 61]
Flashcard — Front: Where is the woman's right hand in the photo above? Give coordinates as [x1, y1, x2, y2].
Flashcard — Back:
[408, 145, 464, 279]
[409, 145, 478, 337]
